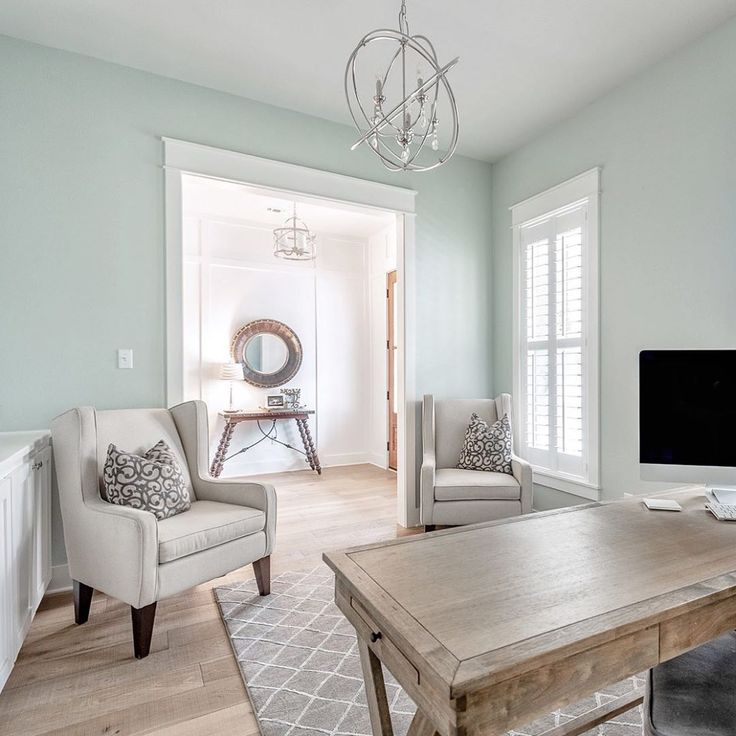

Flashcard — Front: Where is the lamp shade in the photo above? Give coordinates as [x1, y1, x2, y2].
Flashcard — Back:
[219, 362, 243, 380]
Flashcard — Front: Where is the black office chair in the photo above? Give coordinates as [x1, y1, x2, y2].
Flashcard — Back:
[644, 631, 736, 735]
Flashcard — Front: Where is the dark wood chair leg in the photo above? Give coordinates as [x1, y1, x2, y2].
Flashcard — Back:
[73, 580, 94, 625]
[424, 525, 436, 533]
[253, 555, 271, 596]
[131, 602, 157, 659]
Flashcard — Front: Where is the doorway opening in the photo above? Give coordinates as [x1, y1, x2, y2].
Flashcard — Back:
[178, 173, 402, 507]
[164, 138, 418, 527]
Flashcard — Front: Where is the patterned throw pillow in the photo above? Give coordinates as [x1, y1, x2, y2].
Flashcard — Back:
[102, 440, 191, 520]
[457, 413, 514, 474]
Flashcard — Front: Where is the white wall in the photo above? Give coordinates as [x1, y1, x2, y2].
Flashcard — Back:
[183, 207, 385, 476]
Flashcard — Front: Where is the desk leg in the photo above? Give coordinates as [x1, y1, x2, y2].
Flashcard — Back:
[406, 711, 439, 736]
[210, 421, 236, 478]
[358, 638, 394, 736]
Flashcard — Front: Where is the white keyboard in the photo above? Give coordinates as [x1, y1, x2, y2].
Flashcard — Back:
[706, 502, 736, 522]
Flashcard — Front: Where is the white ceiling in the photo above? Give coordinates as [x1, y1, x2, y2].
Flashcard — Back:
[2, 0, 735, 161]
[182, 174, 396, 239]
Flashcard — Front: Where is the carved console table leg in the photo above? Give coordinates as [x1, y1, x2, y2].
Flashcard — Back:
[302, 417, 321, 475]
[295, 418, 316, 471]
[210, 420, 236, 478]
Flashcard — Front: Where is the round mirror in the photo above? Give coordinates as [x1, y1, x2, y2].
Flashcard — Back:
[244, 333, 289, 375]
[231, 319, 303, 388]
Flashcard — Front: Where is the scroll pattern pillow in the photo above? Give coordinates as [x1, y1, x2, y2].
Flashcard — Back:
[457, 413, 513, 474]
[102, 440, 191, 520]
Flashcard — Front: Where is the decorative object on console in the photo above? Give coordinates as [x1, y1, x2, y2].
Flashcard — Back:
[420, 394, 532, 530]
[273, 202, 316, 261]
[102, 440, 191, 521]
[210, 409, 321, 478]
[232, 319, 303, 389]
[457, 412, 513, 474]
[345, 0, 459, 172]
[280, 387, 302, 409]
[219, 361, 243, 413]
[266, 394, 285, 409]
[51, 401, 275, 660]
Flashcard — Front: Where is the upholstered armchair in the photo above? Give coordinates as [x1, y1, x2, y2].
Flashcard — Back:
[51, 400, 276, 659]
[420, 394, 532, 530]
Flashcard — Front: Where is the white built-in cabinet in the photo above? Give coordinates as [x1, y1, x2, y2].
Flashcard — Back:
[0, 432, 52, 692]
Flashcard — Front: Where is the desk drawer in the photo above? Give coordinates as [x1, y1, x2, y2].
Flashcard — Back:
[660, 593, 736, 662]
[349, 596, 420, 687]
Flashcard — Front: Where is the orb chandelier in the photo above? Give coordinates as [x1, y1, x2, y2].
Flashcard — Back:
[273, 204, 316, 261]
[345, 0, 459, 173]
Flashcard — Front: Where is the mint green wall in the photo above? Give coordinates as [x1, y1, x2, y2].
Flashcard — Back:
[0, 35, 493, 566]
[491, 19, 736, 507]
[0, 34, 493, 432]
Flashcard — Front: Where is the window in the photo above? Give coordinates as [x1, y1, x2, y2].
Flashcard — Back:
[512, 169, 599, 498]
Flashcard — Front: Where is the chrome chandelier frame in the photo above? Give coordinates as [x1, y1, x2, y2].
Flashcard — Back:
[345, 0, 459, 172]
[273, 203, 316, 261]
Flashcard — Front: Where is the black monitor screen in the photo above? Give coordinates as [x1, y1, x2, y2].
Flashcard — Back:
[640, 350, 736, 467]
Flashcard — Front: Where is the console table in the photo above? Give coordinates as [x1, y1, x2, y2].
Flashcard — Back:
[209, 409, 321, 477]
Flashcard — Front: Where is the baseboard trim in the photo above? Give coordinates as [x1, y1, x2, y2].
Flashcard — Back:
[47, 563, 72, 594]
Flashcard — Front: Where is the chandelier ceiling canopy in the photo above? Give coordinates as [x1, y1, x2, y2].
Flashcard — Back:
[345, 0, 459, 173]
[273, 204, 316, 261]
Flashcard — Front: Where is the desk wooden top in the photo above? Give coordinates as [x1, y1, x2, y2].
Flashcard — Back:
[324, 488, 736, 697]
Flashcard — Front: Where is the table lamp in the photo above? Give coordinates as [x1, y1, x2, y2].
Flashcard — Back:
[219, 362, 243, 413]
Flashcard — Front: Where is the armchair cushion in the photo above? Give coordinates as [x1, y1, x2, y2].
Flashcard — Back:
[434, 468, 521, 502]
[158, 500, 265, 564]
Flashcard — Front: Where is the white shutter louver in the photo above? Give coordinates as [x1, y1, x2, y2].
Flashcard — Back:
[518, 204, 589, 481]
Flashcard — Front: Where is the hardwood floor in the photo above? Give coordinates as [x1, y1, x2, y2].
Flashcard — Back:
[0, 464, 419, 736]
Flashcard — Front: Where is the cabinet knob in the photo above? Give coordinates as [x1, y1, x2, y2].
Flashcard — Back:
[32, 460, 43, 471]
[370, 631, 382, 643]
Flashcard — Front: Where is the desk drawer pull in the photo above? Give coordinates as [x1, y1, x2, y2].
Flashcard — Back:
[370, 631, 382, 643]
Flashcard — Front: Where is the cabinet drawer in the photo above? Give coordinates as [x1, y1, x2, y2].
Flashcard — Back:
[350, 595, 420, 687]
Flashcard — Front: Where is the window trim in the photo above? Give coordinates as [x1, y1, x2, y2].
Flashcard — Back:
[511, 168, 601, 499]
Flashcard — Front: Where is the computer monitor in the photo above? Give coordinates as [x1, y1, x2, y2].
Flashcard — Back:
[640, 350, 736, 484]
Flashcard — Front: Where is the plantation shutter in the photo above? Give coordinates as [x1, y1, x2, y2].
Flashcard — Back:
[519, 203, 587, 479]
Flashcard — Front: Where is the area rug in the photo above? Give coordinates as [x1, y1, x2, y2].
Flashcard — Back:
[215, 568, 644, 736]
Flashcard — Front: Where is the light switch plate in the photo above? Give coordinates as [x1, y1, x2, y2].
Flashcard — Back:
[117, 349, 133, 369]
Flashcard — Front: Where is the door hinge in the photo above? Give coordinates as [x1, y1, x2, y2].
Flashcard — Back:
[386, 391, 390, 400]
[387, 441, 390, 451]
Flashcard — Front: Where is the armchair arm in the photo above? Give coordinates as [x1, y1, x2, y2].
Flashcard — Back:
[195, 477, 277, 555]
[74, 497, 159, 608]
[170, 400, 277, 555]
[511, 454, 534, 514]
[420, 452, 436, 525]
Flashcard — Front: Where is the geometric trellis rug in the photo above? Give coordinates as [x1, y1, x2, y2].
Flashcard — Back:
[214, 567, 644, 736]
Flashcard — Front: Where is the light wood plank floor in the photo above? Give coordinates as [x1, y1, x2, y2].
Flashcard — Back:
[0, 464, 419, 736]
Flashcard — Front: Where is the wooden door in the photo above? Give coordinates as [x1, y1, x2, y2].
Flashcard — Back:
[387, 270, 398, 470]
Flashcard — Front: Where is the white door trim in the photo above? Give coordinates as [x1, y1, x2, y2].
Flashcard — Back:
[163, 138, 419, 527]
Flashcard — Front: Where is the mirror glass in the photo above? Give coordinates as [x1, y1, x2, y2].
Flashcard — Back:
[243, 333, 289, 375]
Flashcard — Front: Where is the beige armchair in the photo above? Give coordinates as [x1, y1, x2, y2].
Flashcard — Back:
[421, 394, 532, 529]
[51, 400, 276, 659]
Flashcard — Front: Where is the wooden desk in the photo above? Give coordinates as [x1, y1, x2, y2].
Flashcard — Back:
[209, 409, 320, 477]
[324, 488, 736, 736]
